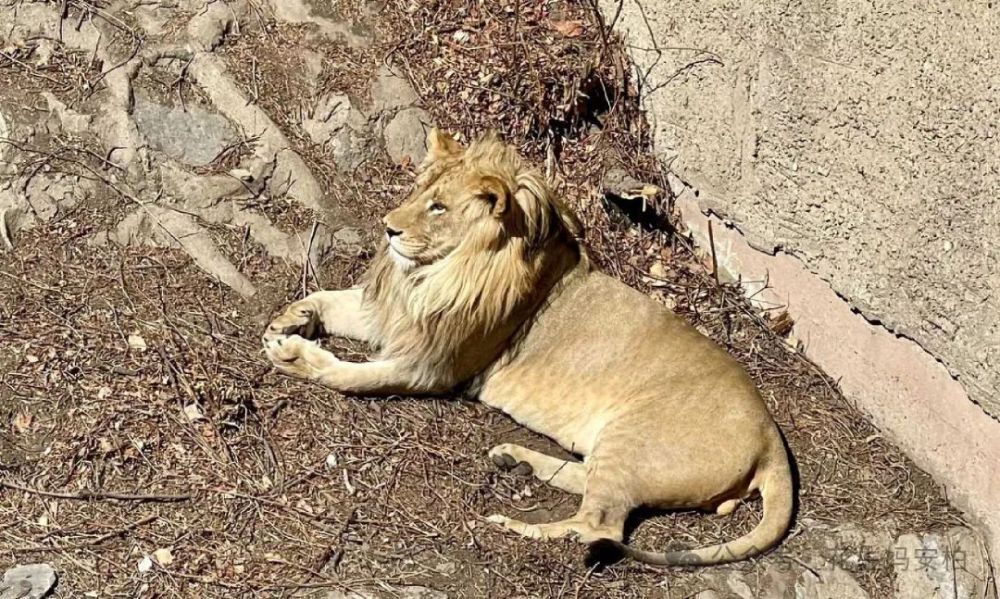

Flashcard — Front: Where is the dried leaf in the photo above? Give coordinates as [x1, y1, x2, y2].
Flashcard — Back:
[152, 548, 174, 566]
[127, 334, 147, 351]
[183, 404, 204, 422]
[12, 411, 33, 434]
[137, 556, 153, 573]
[550, 19, 585, 38]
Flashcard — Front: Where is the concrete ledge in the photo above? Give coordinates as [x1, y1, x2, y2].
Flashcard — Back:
[671, 177, 1000, 578]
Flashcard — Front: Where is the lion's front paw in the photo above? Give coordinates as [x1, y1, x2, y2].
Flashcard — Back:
[263, 300, 323, 343]
[264, 335, 338, 381]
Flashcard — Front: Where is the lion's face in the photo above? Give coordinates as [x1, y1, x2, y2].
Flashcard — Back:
[382, 167, 491, 270]
[382, 130, 511, 271]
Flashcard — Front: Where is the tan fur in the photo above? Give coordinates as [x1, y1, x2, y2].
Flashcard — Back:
[264, 129, 795, 566]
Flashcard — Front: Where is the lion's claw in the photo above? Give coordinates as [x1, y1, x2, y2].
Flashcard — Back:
[263, 301, 323, 344]
[264, 335, 339, 381]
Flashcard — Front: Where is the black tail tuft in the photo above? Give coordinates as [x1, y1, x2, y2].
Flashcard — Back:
[585, 538, 626, 569]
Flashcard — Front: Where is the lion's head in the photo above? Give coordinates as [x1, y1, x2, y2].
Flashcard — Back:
[381, 129, 579, 272]
[362, 129, 583, 387]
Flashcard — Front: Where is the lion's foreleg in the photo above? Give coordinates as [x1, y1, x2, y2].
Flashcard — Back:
[264, 288, 371, 343]
[264, 335, 440, 395]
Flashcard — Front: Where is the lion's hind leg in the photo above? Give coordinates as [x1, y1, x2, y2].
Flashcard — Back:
[487, 458, 629, 544]
[486, 496, 626, 544]
[488, 443, 585, 494]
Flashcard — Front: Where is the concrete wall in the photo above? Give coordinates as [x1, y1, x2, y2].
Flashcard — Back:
[602, 0, 1000, 575]
[604, 0, 999, 416]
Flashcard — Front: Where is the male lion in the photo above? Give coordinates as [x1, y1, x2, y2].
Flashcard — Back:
[263, 129, 794, 566]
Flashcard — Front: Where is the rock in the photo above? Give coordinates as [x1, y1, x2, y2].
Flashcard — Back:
[0, 109, 8, 161]
[303, 93, 355, 145]
[185, 54, 324, 210]
[21, 173, 85, 223]
[701, 572, 755, 599]
[893, 528, 990, 599]
[186, 0, 248, 51]
[796, 566, 870, 599]
[601, 167, 668, 229]
[42, 93, 92, 135]
[398, 588, 447, 599]
[114, 205, 256, 297]
[751, 564, 798, 599]
[1, 563, 57, 599]
[133, 4, 171, 35]
[371, 66, 419, 114]
[332, 226, 364, 251]
[602, 167, 643, 196]
[133, 93, 236, 167]
[302, 93, 372, 170]
[723, 573, 756, 599]
[692, 591, 725, 599]
[383, 107, 431, 165]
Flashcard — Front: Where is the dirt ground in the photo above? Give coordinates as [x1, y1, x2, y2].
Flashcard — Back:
[0, 1, 974, 598]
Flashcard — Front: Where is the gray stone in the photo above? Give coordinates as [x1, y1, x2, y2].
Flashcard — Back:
[134, 93, 236, 167]
[303, 93, 373, 170]
[371, 66, 419, 114]
[893, 528, 990, 599]
[303, 93, 355, 145]
[602, 167, 643, 196]
[300, 50, 326, 97]
[756, 564, 798, 599]
[114, 205, 256, 297]
[183, 55, 325, 210]
[0, 109, 8, 161]
[383, 107, 431, 166]
[332, 226, 364, 251]
[700, 572, 755, 599]
[795, 566, 869, 599]
[186, 0, 248, 51]
[133, 4, 170, 36]
[42, 93, 92, 135]
[396, 588, 446, 599]
[1, 563, 57, 599]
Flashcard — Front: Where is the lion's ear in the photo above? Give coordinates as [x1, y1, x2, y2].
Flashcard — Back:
[478, 175, 511, 216]
[424, 128, 463, 165]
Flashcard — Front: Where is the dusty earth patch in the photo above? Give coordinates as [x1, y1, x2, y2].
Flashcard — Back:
[0, 1, 992, 598]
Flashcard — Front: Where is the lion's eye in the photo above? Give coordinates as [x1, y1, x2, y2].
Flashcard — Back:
[429, 202, 447, 214]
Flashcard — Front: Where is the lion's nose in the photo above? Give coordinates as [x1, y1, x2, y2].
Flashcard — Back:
[385, 226, 403, 238]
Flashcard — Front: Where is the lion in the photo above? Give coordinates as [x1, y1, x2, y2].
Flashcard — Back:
[263, 129, 794, 566]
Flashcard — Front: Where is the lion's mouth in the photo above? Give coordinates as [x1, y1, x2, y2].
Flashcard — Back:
[388, 241, 419, 272]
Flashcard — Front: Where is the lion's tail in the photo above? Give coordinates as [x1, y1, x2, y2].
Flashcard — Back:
[590, 435, 793, 567]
